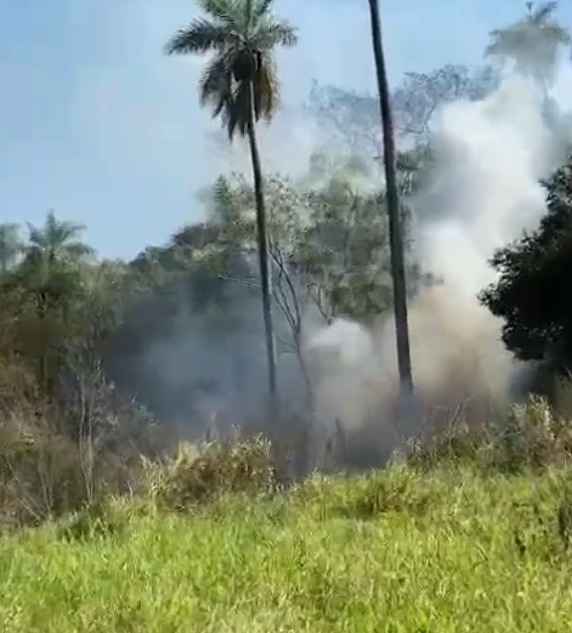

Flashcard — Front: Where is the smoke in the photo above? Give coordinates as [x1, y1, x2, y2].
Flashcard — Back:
[116, 62, 572, 476]
[306, 70, 572, 451]
[103, 6, 572, 471]
[406, 75, 553, 401]
[419, 76, 552, 293]
[126, 66, 572, 467]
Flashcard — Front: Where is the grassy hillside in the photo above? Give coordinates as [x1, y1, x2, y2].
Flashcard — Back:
[2, 459, 572, 632]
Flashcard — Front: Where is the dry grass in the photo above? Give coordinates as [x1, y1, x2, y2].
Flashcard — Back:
[407, 395, 572, 473]
[141, 433, 276, 511]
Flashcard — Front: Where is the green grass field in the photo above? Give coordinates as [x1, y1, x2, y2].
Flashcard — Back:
[2, 462, 572, 632]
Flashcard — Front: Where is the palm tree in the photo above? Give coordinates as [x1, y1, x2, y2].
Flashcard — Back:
[7, 211, 94, 394]
[166, 0, 297, 401]
[18, 210, 94, 317]
[24, 210, 94, 267]
[366, 0, 414, 396]
[0, 223, 24, 274]
[486, 2, 571, 92]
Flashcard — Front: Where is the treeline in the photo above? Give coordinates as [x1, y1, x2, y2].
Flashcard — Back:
[3, 1, 572, 525]
[2, 136, 572, 525]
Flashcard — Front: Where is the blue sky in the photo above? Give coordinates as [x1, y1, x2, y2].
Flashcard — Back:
[1, 0, 571, 259]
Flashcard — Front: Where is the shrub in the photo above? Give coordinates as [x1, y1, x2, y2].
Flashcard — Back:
[407, 396, 572, 473]
[497, 395, 572, 471]
[141, 433, 276, 512]
[0, 415, 89, 528]
[55, 497, 142, 542]
[406, 421, 494, 470]
[0, 351, 158, 529]
[291, 464, 432, 521]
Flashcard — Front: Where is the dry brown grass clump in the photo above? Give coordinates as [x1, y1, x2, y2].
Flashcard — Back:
[0, 355, 156, 529]
[407, 395, 572, 473]
[142, 433, 276, 512]
[0, 413, 89, 528]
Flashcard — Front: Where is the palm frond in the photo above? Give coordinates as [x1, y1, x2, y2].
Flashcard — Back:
[42, 210, 86, 244]
[62, 241, 96, 261]
[199, 52, 234, 117]
[24, 210, 91, 268]
[487, 1, 569, 58]
[219, 58, 279, 138]
[26, 223, 49, 249]
[253, 21, 298, 49]
[253, 53, 279, 120]
[253, 0, 274, 22]
[245, 0, 255, 33]
[226, 80, 251, 138]
[197, 0, 243, 30]
[165, 19, 239, 55]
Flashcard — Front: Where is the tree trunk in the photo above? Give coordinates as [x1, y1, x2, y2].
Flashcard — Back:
[367, 0, 414, 397]
[246, 81, 278, 401]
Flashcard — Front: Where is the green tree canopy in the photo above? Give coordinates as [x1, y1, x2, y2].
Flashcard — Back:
[480, 155, 572, 369]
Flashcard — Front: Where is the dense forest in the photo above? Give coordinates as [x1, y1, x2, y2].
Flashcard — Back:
[3, 0, 572, 525]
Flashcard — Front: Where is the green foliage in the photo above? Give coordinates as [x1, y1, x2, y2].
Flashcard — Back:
[165, 0, 297, 139]
[4, 459, 572, 630]
[56, 497, 134, 542]
[291, 464, 432, 520]
[0, 211, 157, 528]
[206, 170, 427, 325]
[0, 223, 25, 273]
[4, 5, 572, 558]
[480, 156, 572, 369]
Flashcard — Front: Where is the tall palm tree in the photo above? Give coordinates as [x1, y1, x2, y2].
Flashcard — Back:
[0, 223, 24, 274]
[486, 2, 571, 92]
[166, 0, 297, 400]
[366, 0, 414, 396]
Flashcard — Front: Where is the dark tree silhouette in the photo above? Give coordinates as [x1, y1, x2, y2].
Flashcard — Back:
[366, 0, 414, 396]
[480, 156, 572, 370]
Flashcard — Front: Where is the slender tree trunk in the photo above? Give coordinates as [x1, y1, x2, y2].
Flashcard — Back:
[246, 81, 278, 401]
[367, 0, 414, 396]
[0, 235, 7, 274]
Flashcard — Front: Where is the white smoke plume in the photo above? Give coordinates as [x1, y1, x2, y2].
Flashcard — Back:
[419, 76, 552, 295]
[306, 71, 572, 448]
